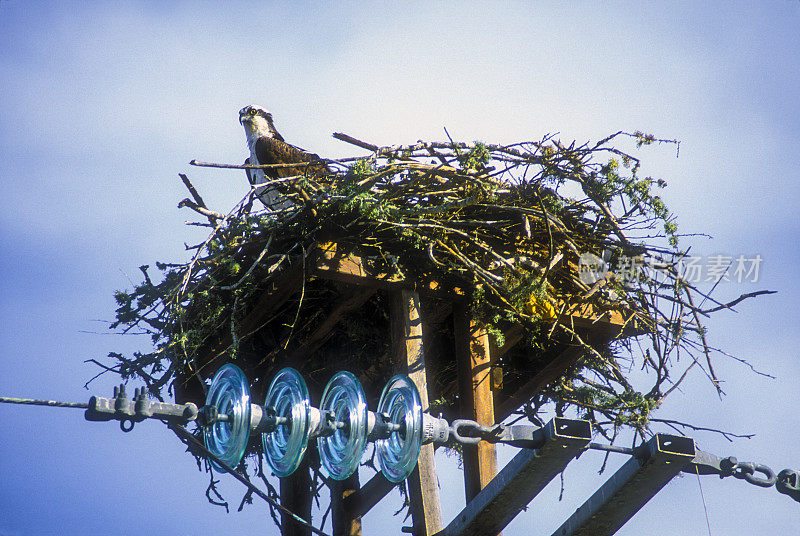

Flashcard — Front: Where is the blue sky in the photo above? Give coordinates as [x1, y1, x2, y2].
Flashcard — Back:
[1, 1, 799, 534]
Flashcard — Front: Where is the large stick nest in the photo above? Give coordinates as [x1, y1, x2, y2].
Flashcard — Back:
[103, 131, 766, 445]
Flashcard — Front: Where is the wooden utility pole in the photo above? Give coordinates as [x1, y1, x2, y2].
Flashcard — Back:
[454, 304, 499, 503]
[281, 457, 313, 536]
[331, 472, 362, 536]
[391, 290, 443, 536]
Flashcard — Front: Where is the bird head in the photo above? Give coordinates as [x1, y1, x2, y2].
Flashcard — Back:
[239, 105, 276, 137]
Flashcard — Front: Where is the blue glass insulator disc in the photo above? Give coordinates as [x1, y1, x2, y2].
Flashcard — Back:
[317, 371, 368, 480]
[203, 363, 252, 473]
[263, 367, 311, 477]
[376, 374, 423, 483]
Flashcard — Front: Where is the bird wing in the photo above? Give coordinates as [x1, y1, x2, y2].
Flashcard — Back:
[254, 136, 330, 179]
[244, 157, 256, 186]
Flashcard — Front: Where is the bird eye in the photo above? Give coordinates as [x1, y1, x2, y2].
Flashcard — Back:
[249, 109, 256, 116]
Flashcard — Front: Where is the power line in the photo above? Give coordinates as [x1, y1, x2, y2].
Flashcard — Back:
[0, 396, 88, 409]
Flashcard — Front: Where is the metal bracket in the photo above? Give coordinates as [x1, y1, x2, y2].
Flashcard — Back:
[435, 418, 592, 536]
[552, 433, 697, 536]
[84, 384, 198, 431]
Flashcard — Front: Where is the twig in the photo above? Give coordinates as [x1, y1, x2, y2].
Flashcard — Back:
[178, 190, 253, 297]
[178, 173, 216, 223]
[332, 132, 379, 152]
[701, 289, 777, 314]
[685, 290, 724, 397]
[177, 198, 225, 222]
[205, 473, 229, 512]
[649, 418, 754, 442]
[190, 160, 326, 171]
[219, 233, 274, 290]
[170, 424, 330, 536]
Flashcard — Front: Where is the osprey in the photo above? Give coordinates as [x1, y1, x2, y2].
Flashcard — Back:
[239, 105, 329, 210]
